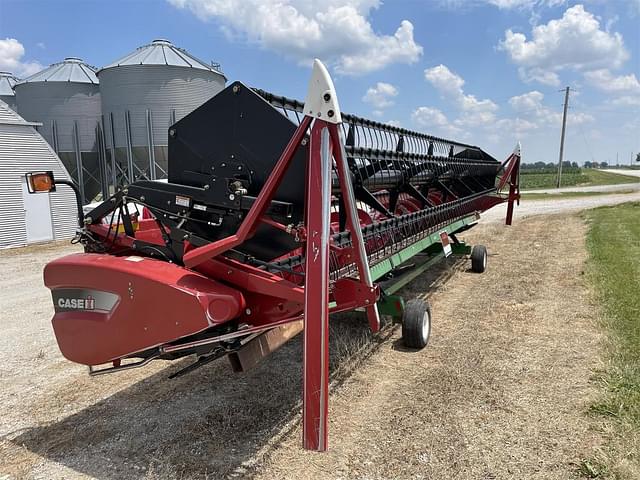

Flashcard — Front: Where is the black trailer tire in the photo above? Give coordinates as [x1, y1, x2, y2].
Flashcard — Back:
[402, 299, 431, 349]
[471, 245, 488, 273]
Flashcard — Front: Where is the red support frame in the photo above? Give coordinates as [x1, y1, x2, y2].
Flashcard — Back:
[505, 158, 520, 226]
[497, 144, 521, 226]
[302, 120, 332, 451]
[176, 97, 380, 449]
[300, 119, 383, 450]
[329, 124, 381, 333]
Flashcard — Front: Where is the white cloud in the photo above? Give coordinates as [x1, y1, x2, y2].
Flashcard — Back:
[499, 5, 629, 85]
[385, 119, 401, 127]
[584, 68, 640, 95]
[611, 96, 640, 107]
[416, 69, 592, 147]
[412, 106, 450, 128]
[485, 0, 565, 9]
[167, 0, 423, 75]
[411, 106, 461, 137]
[494, 117, 539, 135]
[509, 90, 545, 111]
[517, 66, 560, 86]
[424, 64, 498, 126]
[0, 38, 43, 77]
[508, 90, 594, 126]
[439, 0, 564, 10]
[424, 64, 465, 96]
[362, 82, 398, 109]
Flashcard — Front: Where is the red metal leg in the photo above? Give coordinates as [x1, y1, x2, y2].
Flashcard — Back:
[497, 144, 521, 226]
[329, 124, 381, 333]
[505, 156, 520, 226]
[302, 120, 332, 451]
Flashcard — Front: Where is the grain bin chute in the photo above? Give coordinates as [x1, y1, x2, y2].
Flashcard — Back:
[14, 58, 104, 204]
[97, 39, 226, 190]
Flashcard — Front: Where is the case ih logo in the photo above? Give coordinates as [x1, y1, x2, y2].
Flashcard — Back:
[52, 289, 119, 313]
[57, 296, 95, 310]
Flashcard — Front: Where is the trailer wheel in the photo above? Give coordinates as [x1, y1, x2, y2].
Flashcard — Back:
[471, 245, 487, 273]
[402, 299, 431, 349]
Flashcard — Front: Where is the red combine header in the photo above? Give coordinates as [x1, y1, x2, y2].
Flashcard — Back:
[28, 60, 520, 451]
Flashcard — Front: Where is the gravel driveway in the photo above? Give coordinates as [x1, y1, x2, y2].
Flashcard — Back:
[482, 191, 640, 223]
[602, 168, 640, 178]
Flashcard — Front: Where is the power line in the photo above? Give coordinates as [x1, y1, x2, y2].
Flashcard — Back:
[576, 121, 596, 164]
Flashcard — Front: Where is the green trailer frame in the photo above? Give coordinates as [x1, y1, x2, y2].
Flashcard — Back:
[370, 212, 482, 321]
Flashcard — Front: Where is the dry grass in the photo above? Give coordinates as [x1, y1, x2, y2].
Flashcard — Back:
[249, 215, 604, 480]
[0, 214, 605, 479]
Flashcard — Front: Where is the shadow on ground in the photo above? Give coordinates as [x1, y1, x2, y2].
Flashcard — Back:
[9, 257, 464, 479]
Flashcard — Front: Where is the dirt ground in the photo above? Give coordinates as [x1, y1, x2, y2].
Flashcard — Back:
[0, 213, 604, 479]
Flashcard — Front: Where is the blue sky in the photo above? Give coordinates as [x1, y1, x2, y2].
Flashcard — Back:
[1, 0, 638, 164]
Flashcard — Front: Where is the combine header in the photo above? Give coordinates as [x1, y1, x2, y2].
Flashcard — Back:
[28, 60, 520, 451]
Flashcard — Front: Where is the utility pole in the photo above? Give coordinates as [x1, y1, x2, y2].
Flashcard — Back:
[556, 86, 570, 188]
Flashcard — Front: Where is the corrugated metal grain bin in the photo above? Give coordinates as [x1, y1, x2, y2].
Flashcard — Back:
[0, 72, 19, 111]
[98, 39, 226, 187]
[0, 100, 77, 248]
[14, 58, 104, 204]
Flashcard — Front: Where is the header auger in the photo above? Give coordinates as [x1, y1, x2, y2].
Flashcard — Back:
[30, 59, 520, 451]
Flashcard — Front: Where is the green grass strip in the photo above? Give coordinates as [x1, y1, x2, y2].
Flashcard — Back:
[584, 202, 640, 477]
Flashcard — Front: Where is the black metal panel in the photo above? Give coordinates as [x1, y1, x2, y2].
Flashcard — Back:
[168, 81, 308, 260]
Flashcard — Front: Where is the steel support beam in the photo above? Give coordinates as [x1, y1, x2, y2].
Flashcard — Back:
[73, 120, 85, 204]
[146, 109, 156, 180]
[108, 113, 118, 190]
[51, 119, 59, 154]
[124, 110, 134, 183]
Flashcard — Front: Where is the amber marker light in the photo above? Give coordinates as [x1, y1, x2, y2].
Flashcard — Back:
[26, 171, 56, 193]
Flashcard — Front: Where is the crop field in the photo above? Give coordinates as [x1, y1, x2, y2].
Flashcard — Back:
[520, 169, 639, 190]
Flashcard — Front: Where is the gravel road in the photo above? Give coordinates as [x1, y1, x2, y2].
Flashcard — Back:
[602, 168, 640, 178]
[482, 191, 640, 223]
[2, 194, 632, 479]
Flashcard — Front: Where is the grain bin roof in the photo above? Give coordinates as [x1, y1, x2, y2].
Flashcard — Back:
[0, 72, 19, 96]
[99, 39, 224, 76]
[19, 58, 99, 85]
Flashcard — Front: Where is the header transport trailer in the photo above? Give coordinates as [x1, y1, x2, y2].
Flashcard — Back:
[27, 60, 520, 451]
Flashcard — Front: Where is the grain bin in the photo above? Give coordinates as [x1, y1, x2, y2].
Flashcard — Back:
[14, 58, 104, 204]
[97, 39, 226, 188]
[0, 72, 19, 111]
[0, 100, 77, 248]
